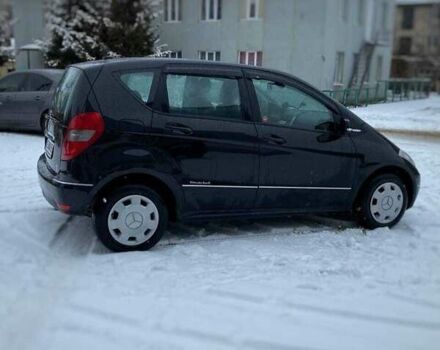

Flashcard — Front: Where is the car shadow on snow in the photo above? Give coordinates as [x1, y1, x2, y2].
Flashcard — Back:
[57, 213, 359, 255]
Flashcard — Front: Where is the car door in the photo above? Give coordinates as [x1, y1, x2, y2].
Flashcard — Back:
[15, 73, 53, 129]
[245, 69, 356, 212]
[0, 73, 26, 129]
[151, 65, 259, 214]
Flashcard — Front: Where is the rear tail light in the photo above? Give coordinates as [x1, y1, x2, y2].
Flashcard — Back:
[61, 112, 105, 161]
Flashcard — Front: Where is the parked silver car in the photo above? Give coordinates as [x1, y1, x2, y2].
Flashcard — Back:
[0, 69, 64, 132]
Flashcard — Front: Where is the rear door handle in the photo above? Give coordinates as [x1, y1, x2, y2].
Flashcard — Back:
[34, 96, 41, 101]
[165, 122, 193, 135]
[262, 134, 287, 145]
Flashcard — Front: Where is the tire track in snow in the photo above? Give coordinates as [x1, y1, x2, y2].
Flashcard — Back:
[206, 287, 440, 331]
[0, 216, 97, 350]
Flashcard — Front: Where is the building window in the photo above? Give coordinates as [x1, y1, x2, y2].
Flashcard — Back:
[358, 0, 365, 25]
[164, 0, 182, 22]
[165, 51, 183, 58]
[201, 0, 222, 21]
[334, 52, 345, 84]
[342, 0, 349, 21]
[376, 55, 383, 81]
[399, 37, 412, 54]
[247, 0, 260, 19]
[238, 51, 263, 66]
[199, 51, 221, 61]
[402, 6, 414, 29]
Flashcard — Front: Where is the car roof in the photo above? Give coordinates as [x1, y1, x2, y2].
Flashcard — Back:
[74, 57, 279, 74]
[3, 69, 64, 81]
[73, 57, 320, 91]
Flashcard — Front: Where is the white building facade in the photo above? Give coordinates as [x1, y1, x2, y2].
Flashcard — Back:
[159, 0, 396, 90]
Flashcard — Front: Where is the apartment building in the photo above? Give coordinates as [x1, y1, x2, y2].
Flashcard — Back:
[159, 0, 396, 90]
[10, 0, 396, 90]
[392, 0, 440, 91]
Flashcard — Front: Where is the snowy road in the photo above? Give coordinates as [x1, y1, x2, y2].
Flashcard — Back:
[0, 130, 439, 350]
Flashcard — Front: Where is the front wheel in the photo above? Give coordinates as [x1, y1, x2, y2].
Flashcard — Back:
[93, 185, 168, 252]
[356, 175, 408, 229]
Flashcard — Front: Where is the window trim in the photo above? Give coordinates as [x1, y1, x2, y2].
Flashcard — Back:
[238, 51, 263, 66]
[157, 69, 251, 123]
[166, 51, 183, 59]
[243, 69, 342, 131]
[198, 50, 221, 62]
[246, 0, 260, 19]
[164, 0, 182, 23]
[201, 0, 222, 21]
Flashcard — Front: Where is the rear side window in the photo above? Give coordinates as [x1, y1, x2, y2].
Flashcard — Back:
[51, 67, 87, 122]
[120, 71, 154, 103]
[23, 74, 52, 92]
[165, 74, 242, 120]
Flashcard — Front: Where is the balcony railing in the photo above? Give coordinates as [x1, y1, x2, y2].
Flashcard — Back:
[322, 79, 431, 107]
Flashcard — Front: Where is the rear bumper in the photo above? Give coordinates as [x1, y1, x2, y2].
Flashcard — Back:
[408, 171, 421, 209]
[38, 154, 93, 215]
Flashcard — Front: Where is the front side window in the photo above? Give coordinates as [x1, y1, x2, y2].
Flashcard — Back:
[0, 74, 26, 92]
[199, 51, 221, 61]
[24, 74, 52, 92]
[238, 51, 263, 66]
[164, 0, 182, 22]
[165, 74, 242, 120]
[252, 78, 333, 131]
[201, 0, 222, 21]
[120, 71, 155, 103]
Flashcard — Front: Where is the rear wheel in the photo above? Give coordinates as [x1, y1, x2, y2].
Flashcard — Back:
[93, 185, 168, 252]
[356, 174, 408, 229]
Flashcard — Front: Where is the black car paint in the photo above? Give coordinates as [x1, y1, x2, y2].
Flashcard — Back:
[38, 59, 420, 222]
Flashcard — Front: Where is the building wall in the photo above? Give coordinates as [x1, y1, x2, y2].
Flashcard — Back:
[11, 0, 45, 70]
[159, 0, 395, 90]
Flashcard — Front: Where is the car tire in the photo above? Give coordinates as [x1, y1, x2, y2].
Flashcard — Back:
[93, 185, 168, 252]
[356, 174, 408, 229]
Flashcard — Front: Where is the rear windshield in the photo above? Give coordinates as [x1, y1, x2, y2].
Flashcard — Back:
[51, 67, 88, 122]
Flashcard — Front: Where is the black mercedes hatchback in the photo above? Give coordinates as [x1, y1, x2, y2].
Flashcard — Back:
[38, 59, 420, 252]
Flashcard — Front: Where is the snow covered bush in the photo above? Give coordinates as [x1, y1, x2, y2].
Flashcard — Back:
[41, 0, 159, 68]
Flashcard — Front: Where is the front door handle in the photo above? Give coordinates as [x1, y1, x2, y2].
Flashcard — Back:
[34, 96, 41, 101]
[165, 122, 193, 135]
[262, 134, 287, 145]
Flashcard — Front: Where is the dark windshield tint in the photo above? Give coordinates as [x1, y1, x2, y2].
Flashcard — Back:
[51, 67, 83, 121]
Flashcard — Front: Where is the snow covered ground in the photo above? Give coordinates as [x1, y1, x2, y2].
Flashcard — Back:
[351, 94, 440, 135]
[1, 100, 440, 349]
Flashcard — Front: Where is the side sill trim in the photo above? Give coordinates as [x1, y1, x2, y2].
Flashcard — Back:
[182, 184, 351, 190]
[182, 184, 258, 189]
[52, 179, 94, 187]
[259, 186, 351, 190]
